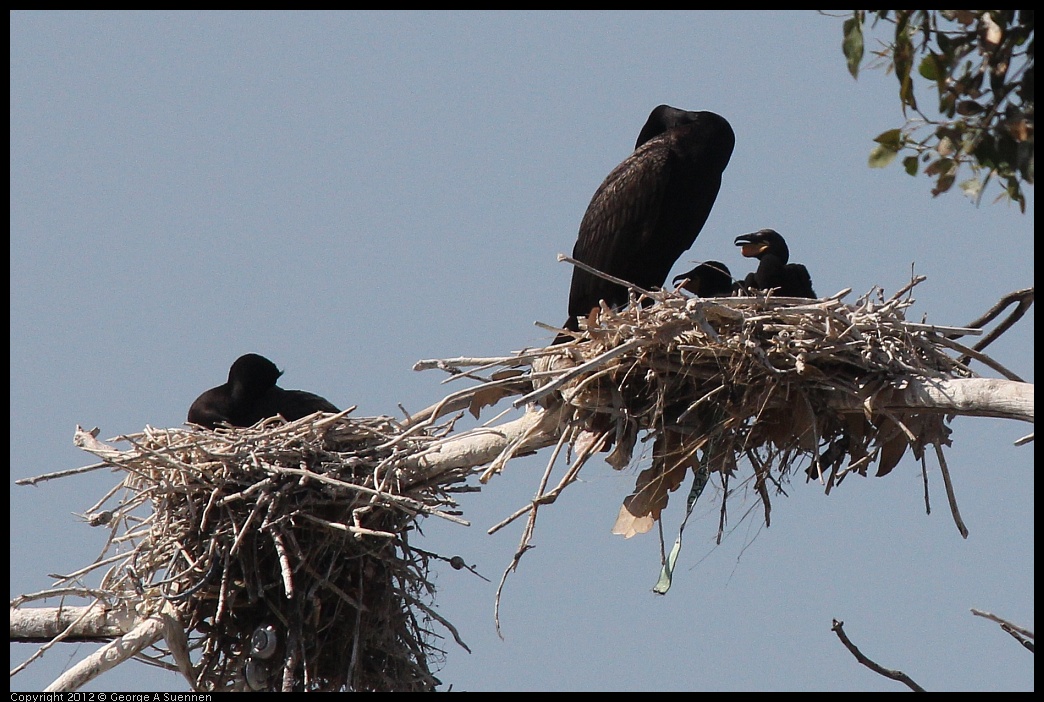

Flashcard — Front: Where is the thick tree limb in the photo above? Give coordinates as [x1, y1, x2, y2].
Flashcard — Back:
[44, 613, 166, 692]
[400, 377, 1032, 478]
[816, 377, 1033, 423]
[404, 403, 567, 474]
[9, 604, 132, 643]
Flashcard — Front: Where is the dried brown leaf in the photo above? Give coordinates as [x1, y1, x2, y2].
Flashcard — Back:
[612, 430, 695, 538]
[876, 425, 909, 477]
[468, 385, 518, 419]
[611, 502, 655, 538]
[789, 396, 818, 452]
[706, 440, 737, 476]
[605, 421, 637, 470]
[749, 408, 790, 448]
[845, 413, 871, 468]
[573, 428, 606, 458]
[754, 401, 817, 452]
[490, 369, 525, 382]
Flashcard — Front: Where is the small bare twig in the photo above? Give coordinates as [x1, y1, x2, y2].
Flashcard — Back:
[948, 287, 1035, 366]
[831, 619, 926, 692]
[971, 609, 1035, 652]
[934, 442, 969, 539]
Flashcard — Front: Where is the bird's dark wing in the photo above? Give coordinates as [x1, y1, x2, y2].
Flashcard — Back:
[251, 387, 339, 423]
[567, 140, 679, 322]
[187, 386, 232, 429]
[737, 271, 755, 292]
[559, 110, 732, 340]
[783, 264, 816, 298]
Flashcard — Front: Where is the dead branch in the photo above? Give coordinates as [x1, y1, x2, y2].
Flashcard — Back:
[949, 287, 1035, 366]
[831, 619, 926, 692]
[9, 603, 131, 643]
[406, 280, 1033, 606]
[45, 612, 167, 692]
[401, 375, 1033, 481]
[971, 609, 1035, 652]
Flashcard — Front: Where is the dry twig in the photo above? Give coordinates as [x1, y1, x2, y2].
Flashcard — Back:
[971, 608, 1035, 652]
[831, 618, 926, 691]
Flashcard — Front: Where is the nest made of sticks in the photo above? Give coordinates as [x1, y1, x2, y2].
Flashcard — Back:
[62, 410, 473, 692]
[420, 275, 989, 556]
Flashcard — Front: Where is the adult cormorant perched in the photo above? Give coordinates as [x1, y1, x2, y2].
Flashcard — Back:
[672, 260, 735, 297]
[187, 353, 339, 429]
[734, 229, 816, 298]
[555, 105, 735, 343]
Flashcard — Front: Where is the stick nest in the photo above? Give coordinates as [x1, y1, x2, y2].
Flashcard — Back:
[66, 411, 472, 692]
[425, 278, 983, 547]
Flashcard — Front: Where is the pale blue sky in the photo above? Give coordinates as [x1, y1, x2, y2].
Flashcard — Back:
[11, 11, 1033, 691]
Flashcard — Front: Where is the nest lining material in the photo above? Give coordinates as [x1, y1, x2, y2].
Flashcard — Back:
[67, 409, 472, 692]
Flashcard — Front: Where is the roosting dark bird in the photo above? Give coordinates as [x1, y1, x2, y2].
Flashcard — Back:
[672, 260, 735, 297]
[187, 353, 339, 429]
[734, 229, 816, 299]
[555, 105, 735, 343]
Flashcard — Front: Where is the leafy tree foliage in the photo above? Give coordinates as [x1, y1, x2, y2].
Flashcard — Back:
[840, 10, 1033, 210]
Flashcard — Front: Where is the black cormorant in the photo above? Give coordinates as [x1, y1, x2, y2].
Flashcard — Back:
[555, 105, 735, 342]
[734, 229, 816, 298]
[187, 353, 339, 429]
[672, 260, 735, 297]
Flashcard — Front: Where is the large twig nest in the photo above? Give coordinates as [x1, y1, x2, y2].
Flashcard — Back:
[549, 283, 970, 536]
[420, 277, 1009, 572]
[60, 410, 472, 692]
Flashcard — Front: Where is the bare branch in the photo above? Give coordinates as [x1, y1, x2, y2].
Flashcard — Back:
[971, 609, 1035, 652]
[9, 603, 131, 643]
[826, 377, 1032, 423]
[961, 287, 1035, 364]
[44, 613, 166, 692]
[935, 442, 969, 539]
[831, 619, 926, 692]
[399, 377, 1033, 482]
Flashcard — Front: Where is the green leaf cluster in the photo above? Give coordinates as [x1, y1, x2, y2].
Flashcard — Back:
[842, 10, 1033, 210]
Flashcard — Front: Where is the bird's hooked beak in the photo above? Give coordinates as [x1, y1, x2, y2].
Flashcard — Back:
[734, 234, 768, 258]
